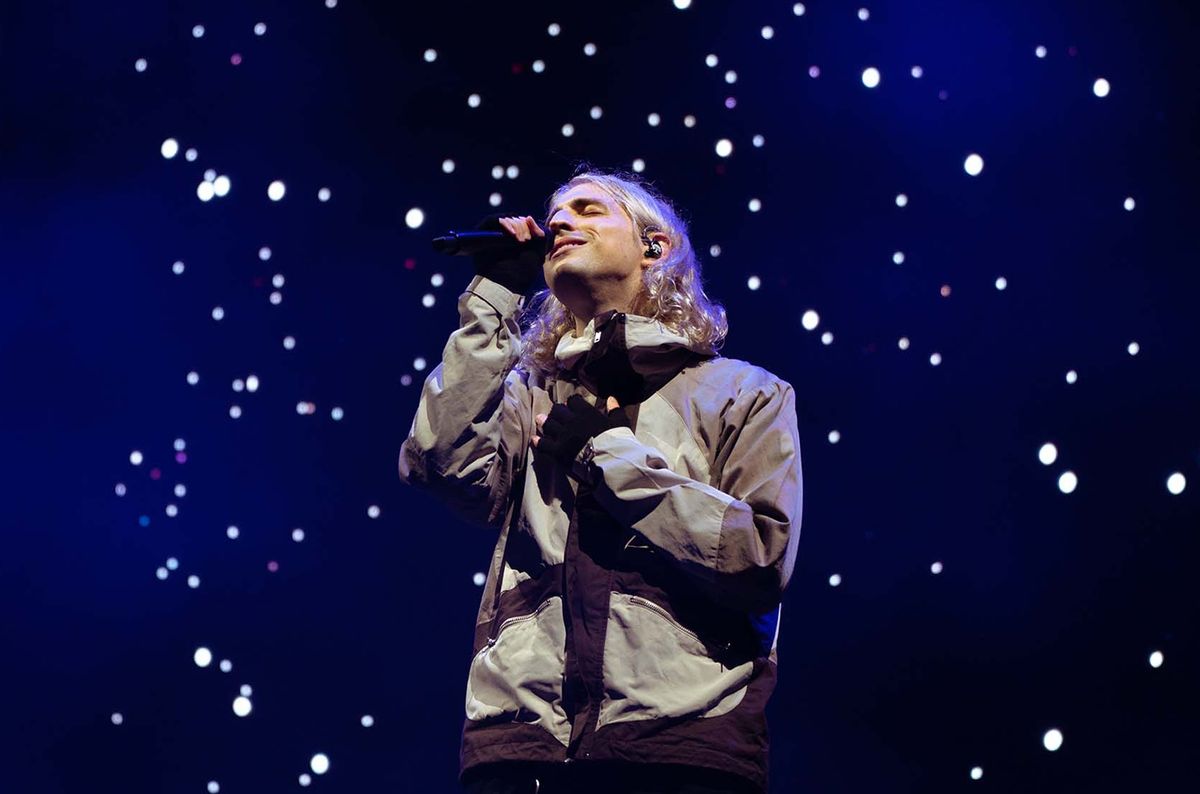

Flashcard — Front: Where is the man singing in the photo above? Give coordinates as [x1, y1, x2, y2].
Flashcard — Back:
[399, 167, 802, 794]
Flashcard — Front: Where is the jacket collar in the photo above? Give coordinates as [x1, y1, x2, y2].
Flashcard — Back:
[553, 309, 717, 402]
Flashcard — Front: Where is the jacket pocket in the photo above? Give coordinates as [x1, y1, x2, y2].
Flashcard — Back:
[597, 592, 755, 728]
[465, 596, 571, 746]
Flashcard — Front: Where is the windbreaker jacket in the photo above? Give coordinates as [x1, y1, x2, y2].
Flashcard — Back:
[398, 275, 803, 792]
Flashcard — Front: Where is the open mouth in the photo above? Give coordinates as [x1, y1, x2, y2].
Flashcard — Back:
[552, 241, 585, 258]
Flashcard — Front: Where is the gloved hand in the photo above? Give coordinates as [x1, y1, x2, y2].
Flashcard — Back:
[471, 213, 550, 295]
[532, 394, 632, 466]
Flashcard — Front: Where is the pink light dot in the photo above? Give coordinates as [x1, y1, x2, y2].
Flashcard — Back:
[267, 561, 279, 573]
[175, 452, 188, 464]
[404, 258, 416, 270]
[231, 53, 243, 66]
[150, 468, 162, 480]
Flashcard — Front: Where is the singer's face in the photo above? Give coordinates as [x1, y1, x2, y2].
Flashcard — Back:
[543, 183, 648, 316]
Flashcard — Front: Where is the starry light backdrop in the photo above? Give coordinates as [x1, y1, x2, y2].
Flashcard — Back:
[2, 0, 1197, 791]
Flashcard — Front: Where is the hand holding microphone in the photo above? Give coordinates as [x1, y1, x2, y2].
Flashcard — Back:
[432, 213, 550, 296]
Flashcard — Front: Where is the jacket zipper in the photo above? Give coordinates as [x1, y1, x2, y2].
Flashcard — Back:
[626, 595, 704, 646]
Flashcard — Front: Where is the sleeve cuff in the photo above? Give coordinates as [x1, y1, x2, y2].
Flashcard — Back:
[466, 274, 526, 316]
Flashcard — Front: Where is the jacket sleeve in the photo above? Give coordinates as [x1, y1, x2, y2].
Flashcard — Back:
[397, 275, 531, 529]
[573, 380, 802, 612]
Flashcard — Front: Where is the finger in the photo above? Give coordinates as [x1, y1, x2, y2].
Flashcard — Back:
[536, 413, 547, 426]
[531, 435, 539, 448]
[525, 216, 545, 237]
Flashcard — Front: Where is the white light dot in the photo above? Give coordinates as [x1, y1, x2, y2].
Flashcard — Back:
[156, 566, 168, 580]
[413, 357, 427, 372]
[531, 59, 546, 73]
[405, 208, 425, 229]
[489, 192, 502, 207]
[561, 123, 575, 137]
[930, 353, 942, 366]
[283, 336, 296, 350]
[187, 575, 201, 588]
[1127, 341, 1140, 356]
[709, 244, 721, 257]
[430, 273, 445, 287]
[318, 187, 331, 202]
[269, 291, 282, 305]
[441, 159, 456, 174]
[292, 528, 305, 543]
[165, 504, 178, 518]
[893, 251, 905, 265]
[829, 573, 842, 587]
[367, 505, 381, 519]
[423, 48, 437, 63]
[673, 0, 692, 8]
[931, 561, 943, 574]
[115, 483, 127, 496]
[267, 181, 286, 201]
[506, 165, 519, 179]
[547, 23, 561, 36]
[240, 684, 252, 697]
[647, 112, 661, 127]
[361, 714, 375, 727]
[747, 275, 761, 291]
[1043, 728, 1064, 751]
[808, 65, 820, 79]
[857, 8, 870, 21]
[705, 54, 718, 68]
[724, 70, 737, 84]
[895, 193, 908, 207]
[862, 67, 881, 88]
[212, 176, 231, 197]
[590, 106, 603, 120]
[748, 198, 762, 212]
[111, 712, 124, 725]
[1093, 78, 1110, 98]
[422, 294, 435, 308]
[821, 331, 833, 345]
[632, 158, 645, 173]
[827, 430, 840, 444]
[194, 647, 213, 667]
[491, 165, 504, 180]
[473, 572, 486, 586]
[207, 781, 220, 794]
[299, 774, 311, 787]
[1065, 369, 1078, 384]
[761, 26, 774, 39]
[134, 58, 148, 72]
[232, 696, 252, 717]
[174, 483, 186, 498]
[794, 3, 806, 15]
[254, 22, 267, 36]
[1149, 650, 1164, 668]
[467, 93, 481, 108]
[220, 659, 232, 672]
[204, 169, 217, 183]
[1058, 471, 1078, 494]
[227, 525, 239, 539]
[310, 754, 330, 775]
[400, 374, 413, 386]
[801, 310, 820, 331]
[898, 337, 910, 350]
[583, 42, 597, 56]
[1035, 45, 1047, 58]
[1166, 472, 1186, 495]
[197, 181, 215, 202]
[161, 138, 179, 159]
[970, 766, 983, 780]
[130, 450, 144, 466]
[1124, 197, 1136, 211]
[167, 557, 179, 570]
[192, 25, 205, 38]
[964, 153, 985, 176]
[172, 260, 185, 275]
[715, 139, 733, 158]
[185, 148, 198, 161]
[911, 66, 924, 78]
[1038, 443, 1058, 466]
[995, 276, 1008, 290]
[331, 406, 344, 421]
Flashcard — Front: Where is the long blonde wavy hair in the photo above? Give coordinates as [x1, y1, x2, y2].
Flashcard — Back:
[518, 167, 728, 380]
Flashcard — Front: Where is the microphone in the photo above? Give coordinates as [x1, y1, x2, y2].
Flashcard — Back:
[431, 221, 552, 256]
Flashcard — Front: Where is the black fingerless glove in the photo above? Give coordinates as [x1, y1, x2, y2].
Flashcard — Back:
[537, 394, 633, 466]
[470, 213, 550, 296]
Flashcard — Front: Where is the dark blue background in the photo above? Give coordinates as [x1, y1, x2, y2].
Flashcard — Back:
[2, 1, 1197, 791]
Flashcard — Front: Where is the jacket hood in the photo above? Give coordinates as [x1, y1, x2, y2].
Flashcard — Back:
[553, 309, 718, 403]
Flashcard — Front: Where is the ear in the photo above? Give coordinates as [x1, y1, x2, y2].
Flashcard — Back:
[641, 230, 671, 268]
